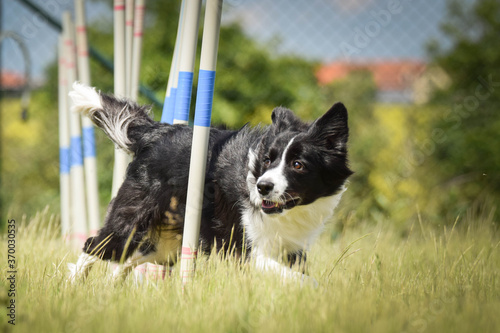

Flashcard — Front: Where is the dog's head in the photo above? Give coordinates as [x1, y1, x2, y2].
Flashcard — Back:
[247, 103, 353, 215]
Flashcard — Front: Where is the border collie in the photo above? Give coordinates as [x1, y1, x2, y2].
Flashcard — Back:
[67, 82, 353, 282]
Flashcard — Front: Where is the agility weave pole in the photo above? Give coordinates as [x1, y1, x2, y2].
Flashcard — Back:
[180, 0, 224, 284]
[126, 0, 163, 281]
[125, 0, 134, 95]
[111, 0, 132, 198]
[58, 36, 71, 241]
[63, 12, 89, 248]
[129, 0, 146, 100]
[75, 0, 101, 236]
[172, 0, 202, 125]
[161, 0, 186, 124]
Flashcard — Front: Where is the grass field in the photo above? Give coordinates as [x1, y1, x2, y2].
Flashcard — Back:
[1, 209, 499, 333]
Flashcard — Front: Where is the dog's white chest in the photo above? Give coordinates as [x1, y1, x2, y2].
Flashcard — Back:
[242, 190, 344, 257]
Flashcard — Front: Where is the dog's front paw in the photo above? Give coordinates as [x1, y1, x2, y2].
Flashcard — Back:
[253, 253, 318, 287]
[67, 263, 77, 282]
[298, 274, 318, 288]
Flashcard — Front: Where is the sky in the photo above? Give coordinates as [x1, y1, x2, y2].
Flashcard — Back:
[1, 0, 451, 81]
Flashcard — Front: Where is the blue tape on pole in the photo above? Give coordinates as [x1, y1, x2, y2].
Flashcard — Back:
[161, 94, 170, 123]
[174, 71, 194, 123]
[82, 126, 96, 158]
[70, 136, 84, 167]
[60, 147, 70, 174]
[160, 88, 177, 124]
[194, 70, 216, 128]
[168, 88, 177, 124]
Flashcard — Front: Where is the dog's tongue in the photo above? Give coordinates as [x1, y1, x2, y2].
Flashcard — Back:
[262, 200, 278, 209]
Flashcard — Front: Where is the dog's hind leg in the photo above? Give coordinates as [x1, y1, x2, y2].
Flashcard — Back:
[111, 234, 181, 282]
[111, 250, 161, 282]
[111, 253, 143, 282]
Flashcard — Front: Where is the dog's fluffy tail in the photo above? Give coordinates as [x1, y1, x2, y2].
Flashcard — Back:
[69, 82, 155, 154]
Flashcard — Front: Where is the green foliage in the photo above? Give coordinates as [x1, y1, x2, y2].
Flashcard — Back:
[214, 23, 325, 127]
[326, 71, 439, 227]
[426, 0, 500, 219]
[0, 95, 59, 219]
[322, 71, 380, 221]
[335, 0, 500, 226]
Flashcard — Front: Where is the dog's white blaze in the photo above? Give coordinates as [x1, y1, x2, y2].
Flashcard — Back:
[256, 136, 296, 201]
[242, 185, 347, 259]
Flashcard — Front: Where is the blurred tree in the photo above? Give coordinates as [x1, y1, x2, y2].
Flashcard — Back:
[427, 0, 500, 219]
[321, 70, 381, 224]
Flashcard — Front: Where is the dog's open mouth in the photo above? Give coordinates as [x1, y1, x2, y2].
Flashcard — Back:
[261, 198, 300, 214]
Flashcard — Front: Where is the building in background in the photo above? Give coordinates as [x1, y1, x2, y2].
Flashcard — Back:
[316, 60, 440, 104]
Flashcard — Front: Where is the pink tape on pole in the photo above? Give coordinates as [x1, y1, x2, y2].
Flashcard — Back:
[114, 0, 125, 10]
[135, 265, 147, 274]
[70, 232, 88, 242]
[181, 246, 198, 256]
[133, 4, 145, 37]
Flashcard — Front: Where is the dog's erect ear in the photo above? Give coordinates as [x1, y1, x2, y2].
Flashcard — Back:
[271, 107, 304, 134]
[308, 102, 349, 152]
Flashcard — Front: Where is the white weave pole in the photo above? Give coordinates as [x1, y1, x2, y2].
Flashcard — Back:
[180, 0, 223, 285]
[111, 0, 132, 198]
[75, 0, 101, 236]
[58, 36, 71, 241]
[63, 12, 88, 248]
[125, 0, 134, 96]
[161, 0, 186, 124]
[172, 0, 202, 125]
[129, 0, 145, 100]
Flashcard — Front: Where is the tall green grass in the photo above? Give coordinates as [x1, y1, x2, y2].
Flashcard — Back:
[1, 209, 499, 333]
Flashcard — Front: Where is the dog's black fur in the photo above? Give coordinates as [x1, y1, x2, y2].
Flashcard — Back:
[69, 83, 353, 279]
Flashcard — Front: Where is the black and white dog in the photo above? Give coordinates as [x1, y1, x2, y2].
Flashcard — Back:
[67, 82, 353, 281]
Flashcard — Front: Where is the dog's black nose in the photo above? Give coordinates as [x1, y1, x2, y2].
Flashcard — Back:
[257, 181, 274, 196]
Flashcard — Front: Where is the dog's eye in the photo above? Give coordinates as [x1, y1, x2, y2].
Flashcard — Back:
[292, 161, 304, 170]
[263, 157, 271, 167]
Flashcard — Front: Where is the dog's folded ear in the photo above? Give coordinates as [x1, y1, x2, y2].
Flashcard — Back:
[308, 102, 349, 153]
[271, 107, 306, 134]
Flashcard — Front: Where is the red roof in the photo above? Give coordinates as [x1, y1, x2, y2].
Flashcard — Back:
[316, 60, 426, 91]
[0, 71, 26, 89]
